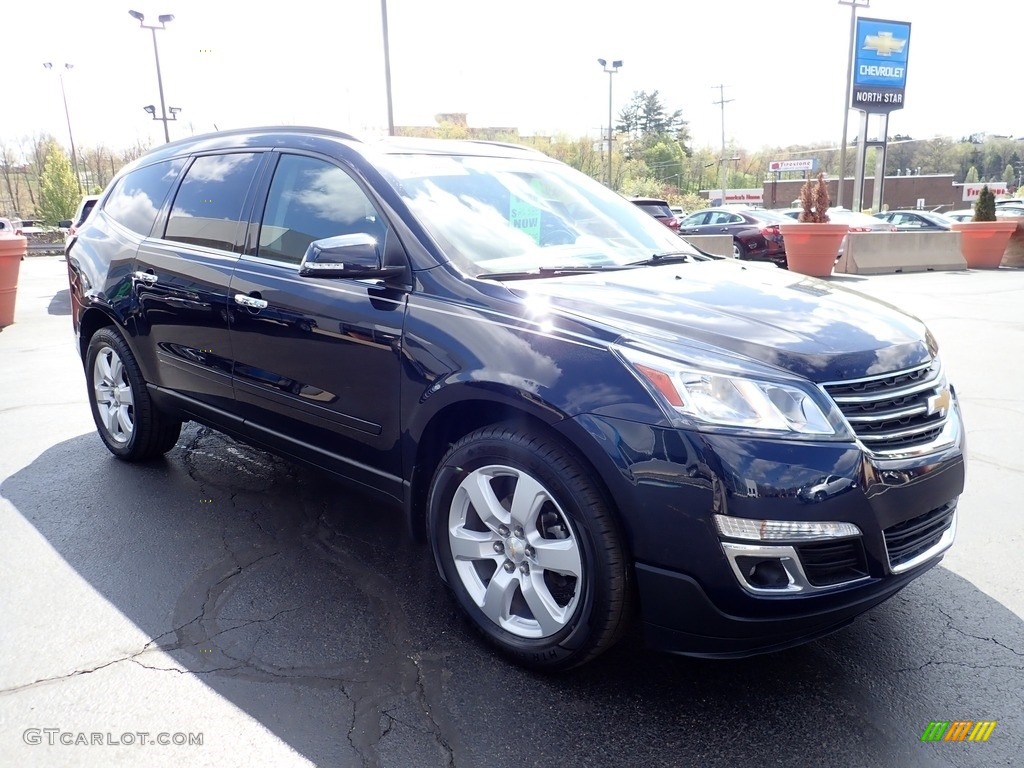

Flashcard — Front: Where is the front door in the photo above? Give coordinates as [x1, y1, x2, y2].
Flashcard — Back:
[226, 152, 408, 497]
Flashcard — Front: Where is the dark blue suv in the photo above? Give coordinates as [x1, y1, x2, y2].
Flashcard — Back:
[66, 127, 966, 670]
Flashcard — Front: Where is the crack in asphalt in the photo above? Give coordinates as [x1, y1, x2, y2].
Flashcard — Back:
[935, 606, 1024, 657]
[0, 606, 304, 695]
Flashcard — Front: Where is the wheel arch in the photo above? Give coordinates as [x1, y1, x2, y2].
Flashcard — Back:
[405, 387, 624, 557]
[77, 306, 118, 362]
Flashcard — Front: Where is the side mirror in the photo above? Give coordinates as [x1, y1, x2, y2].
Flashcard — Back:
[58, 219, 73, 229]
[298, 233, 403, 280]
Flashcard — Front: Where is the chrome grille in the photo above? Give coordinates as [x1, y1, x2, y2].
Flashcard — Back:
[822, 359, 949, 453]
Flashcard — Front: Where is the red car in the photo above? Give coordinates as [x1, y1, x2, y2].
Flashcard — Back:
[678, 207, 790, 266]
[628, 197, 680, 231]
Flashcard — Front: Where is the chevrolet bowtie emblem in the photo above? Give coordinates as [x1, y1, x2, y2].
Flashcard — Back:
[863, 31, 907, 57]
[927, 388, 951, 418]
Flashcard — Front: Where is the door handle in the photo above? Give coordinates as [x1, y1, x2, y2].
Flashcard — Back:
[234, 293, 268, 310]
[133, 271, 157, 284]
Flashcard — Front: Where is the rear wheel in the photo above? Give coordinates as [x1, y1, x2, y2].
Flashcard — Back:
[427, 424, 632, 671]
[85, 327, 182, 461]
[732, 240, 741, 258]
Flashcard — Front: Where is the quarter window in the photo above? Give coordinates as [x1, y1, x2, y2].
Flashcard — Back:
[257, 154, 386, 265]
[104, 158, 185, 236]
[165, 153, 262, 251]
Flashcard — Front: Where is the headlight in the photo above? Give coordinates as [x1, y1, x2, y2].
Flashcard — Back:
[613, 345, 846, 437]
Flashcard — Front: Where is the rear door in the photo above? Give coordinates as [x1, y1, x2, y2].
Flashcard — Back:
[132, 151, 266, 413]
[226, 150, 409, 495]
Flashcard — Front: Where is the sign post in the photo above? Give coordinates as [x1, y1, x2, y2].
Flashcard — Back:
[849, 17, 911, 212]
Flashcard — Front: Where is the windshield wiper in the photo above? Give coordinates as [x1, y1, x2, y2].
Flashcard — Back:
[476, 265, 632, 281]
[627, 250, 704, 266]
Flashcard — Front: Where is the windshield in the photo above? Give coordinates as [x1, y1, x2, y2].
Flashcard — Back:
[374, 152, 699, 274]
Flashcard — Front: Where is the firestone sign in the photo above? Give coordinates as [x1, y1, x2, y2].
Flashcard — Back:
[851, 17, 911, 113]
[961, 183, 1009, 201]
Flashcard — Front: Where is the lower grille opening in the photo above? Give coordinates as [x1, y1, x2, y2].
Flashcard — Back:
[884, 503, 956, 569]
[795, 539, 869, 586]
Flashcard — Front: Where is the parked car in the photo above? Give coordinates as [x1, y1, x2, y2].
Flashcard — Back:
[995, 197, 1024, 207]
[995, 205, 1024, 219]
[944, 209, 974, 222]
[779, 207, 893, 233]
[628, 197, 680, 231]
[64, 194, 101, 246]
[67, 127, 965, 670]
[874, 210, 953, 231]
[678, 206, 788, 265]
[670, 205, 687, 220]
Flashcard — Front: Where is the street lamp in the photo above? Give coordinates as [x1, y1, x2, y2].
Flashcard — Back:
[837, 0, 870, 208]
[129, 10, 176, 143]
[42, 62, 82, 194]
[597, 58, 622, 189]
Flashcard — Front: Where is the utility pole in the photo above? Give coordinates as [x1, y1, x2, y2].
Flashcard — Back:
[712, 85, 733, 206]
[837, 0, 870, 208]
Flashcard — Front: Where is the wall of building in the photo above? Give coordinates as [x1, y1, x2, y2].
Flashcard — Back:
[762, 175, 959, 212]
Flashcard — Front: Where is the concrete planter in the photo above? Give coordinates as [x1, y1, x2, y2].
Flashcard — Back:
[778, 223, 849, 278]
[0, 232, 28, 327]
[950, 221, 1018, 269]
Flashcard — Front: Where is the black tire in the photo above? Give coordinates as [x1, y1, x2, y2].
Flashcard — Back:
[85, 327, 182, 461]
[427, 424, 632, 671]
[732, 240, 742, 259]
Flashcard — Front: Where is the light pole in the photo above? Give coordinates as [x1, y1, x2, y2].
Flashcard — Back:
[129, 10, 175, 143]
[597, 59, 622, 189]
[837, 0, 870, 208]
[381, 0, 395, 136]
[42, 62, 81, 194]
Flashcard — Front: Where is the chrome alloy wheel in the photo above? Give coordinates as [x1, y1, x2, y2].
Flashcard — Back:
[447, 464, 583, 639]
[92, 344, 135, 444]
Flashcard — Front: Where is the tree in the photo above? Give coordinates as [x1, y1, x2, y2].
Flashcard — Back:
[966, 166, 979, 183]
[1003, 164, 1016, 186]
[973, 185, 996, 222]
[616, 90, 690, 159]
[38, 143, 79, 225]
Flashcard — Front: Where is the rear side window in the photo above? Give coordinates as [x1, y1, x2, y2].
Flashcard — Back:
[165, 153, 263, 252]
[104, 159, 185, 236]
[635, 201, 672, 218]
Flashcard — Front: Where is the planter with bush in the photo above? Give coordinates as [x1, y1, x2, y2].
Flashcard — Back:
[777, 172, 849, 277]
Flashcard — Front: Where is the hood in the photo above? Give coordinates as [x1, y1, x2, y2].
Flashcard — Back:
[508, 260, 934, 382]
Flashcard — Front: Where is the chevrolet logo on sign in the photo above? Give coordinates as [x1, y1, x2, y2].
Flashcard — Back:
[927, 388, 952, 418]
[863, 31, 907, 57]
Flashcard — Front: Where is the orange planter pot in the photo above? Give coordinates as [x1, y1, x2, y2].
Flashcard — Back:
[0, 233, 28, 328]
[950, 221, 1017, 269]
[778, 223, 849, 278]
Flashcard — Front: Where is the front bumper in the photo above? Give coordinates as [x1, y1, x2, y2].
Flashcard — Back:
[564, 408, 965, 658]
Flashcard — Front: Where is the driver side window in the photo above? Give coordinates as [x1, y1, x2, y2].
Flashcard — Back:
[257, 154, 386, 265]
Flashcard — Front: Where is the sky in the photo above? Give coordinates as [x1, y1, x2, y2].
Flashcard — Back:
[2, 0, 1021, 158]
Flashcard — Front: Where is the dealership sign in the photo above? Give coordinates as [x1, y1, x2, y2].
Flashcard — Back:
[961, 183, 1009, 201]
[768, 159, 819, 173]
[851, 17, 911, 112]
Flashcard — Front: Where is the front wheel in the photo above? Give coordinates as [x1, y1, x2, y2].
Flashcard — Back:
[427, 424, 632, 671]
[85, 327, 182, 461]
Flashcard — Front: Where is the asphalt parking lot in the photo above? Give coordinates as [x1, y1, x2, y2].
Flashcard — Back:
[1, 255, 1022, 768]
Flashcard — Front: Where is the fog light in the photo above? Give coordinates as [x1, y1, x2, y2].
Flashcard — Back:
[735, 556, 791, 589]
[714, 515, 861, 542]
